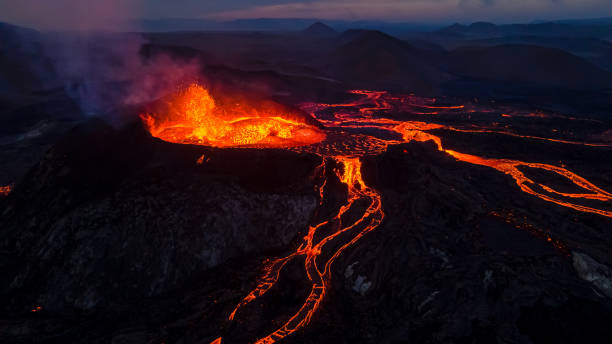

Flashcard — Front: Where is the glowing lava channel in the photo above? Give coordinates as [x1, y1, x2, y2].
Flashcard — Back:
[304, 90, 612, 219]
[391, 122, 612, 218]
[228, 157, 383, 344]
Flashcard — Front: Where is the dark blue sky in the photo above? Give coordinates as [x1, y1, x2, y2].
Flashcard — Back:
[2, 0, 611, 30]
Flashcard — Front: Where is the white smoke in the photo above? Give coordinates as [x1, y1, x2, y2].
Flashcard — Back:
[4, 0, 203, 121]
[46, 32, 202, 117]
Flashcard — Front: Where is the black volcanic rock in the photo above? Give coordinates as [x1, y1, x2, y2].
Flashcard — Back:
[292, 141, 612, 343]
[0, 119, 321, 314]
[303, 22, 337, 37]
[439, 21, 612, 39]
[1, 127, 612, 343]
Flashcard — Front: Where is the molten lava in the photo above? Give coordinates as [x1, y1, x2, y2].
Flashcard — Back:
[141, 84, 325, 148]
[228, 157, 383, 344]
[0, 185, 12, 197]
[168, 87, 610, 344]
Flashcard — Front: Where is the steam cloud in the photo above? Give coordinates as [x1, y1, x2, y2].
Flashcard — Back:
[47, 33, 202, 118]
[9, 0, 203, 122]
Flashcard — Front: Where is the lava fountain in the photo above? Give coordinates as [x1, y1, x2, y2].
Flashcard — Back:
[140, 83, 325, 148]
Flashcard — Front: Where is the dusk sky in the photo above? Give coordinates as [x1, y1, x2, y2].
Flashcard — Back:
[1, 0, 612, 30]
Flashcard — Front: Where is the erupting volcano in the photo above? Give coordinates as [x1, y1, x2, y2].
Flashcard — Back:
[5, 9, 612, 344]
[139, 86, 612, 344]
[140, 83, 326, 148]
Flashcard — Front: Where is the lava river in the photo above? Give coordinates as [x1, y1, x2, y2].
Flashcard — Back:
[140, 85, 612, 344]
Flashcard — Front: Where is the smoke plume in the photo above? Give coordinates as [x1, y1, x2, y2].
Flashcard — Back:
[8, 0, 203, 122]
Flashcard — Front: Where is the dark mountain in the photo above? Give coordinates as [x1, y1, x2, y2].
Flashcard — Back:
[440, 22, 501, 36]
[303, 22, 337, 37]
[536, 17, 612, 25]
[0, 22, 51, 93]
[440, 22, 612, 39]
[139, 18, 321, 32]
[138, 18, 441, 34]
[0, 22, 40, 47]
[336, 29, 369, 45]
[405, 39, 447, 52]
[331, 30, 612, 93]
[447, 44, 612, 90]
[462, 36, 612, 70]
[330, 30, 451, 93]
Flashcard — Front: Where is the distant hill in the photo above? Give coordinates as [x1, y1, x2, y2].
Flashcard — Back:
[336, 29, 369, 45]
[139, 18, 321, 32]
[534, 18, 612, 25]
[303, 22, 337, 37]
[330, 30, 450, 93]
[447, 44, 612, 90]
[439, 22, 612, 39]
[0, 22, 52, 93]
[329, 30, 612, 92]
[138, 18, 441, 34]
[462, 35, 612, 70]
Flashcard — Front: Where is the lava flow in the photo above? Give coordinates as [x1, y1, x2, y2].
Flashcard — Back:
[228, 157, 383, 344]
[140, 85, 612, 344]
[298, 90, 612, 220]
[0, 185, 12, 197]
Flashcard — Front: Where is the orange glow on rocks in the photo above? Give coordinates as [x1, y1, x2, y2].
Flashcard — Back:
[0, 185, 12, 197]
[141, 83, 325, 148]
[193, 88, 611, 344]
[444, 150, 612, 217]
[228, 157, 383, 344]
[302, 89, 612, 219]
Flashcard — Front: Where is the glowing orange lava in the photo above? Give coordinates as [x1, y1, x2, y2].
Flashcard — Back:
[300, 90, 612, 219]
[228, 157, 383, 344]
[196, 88, 611, 344]
[141, 84, 325, 148]
[0, 185, 12, 196]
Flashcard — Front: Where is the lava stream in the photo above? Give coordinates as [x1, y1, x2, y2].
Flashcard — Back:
[227, 157, 383, 344]
[305, 90, 612, 219]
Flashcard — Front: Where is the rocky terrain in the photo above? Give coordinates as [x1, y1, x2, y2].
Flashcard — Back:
[1, 19, 612, 344]
[1, 119, 611, 343]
